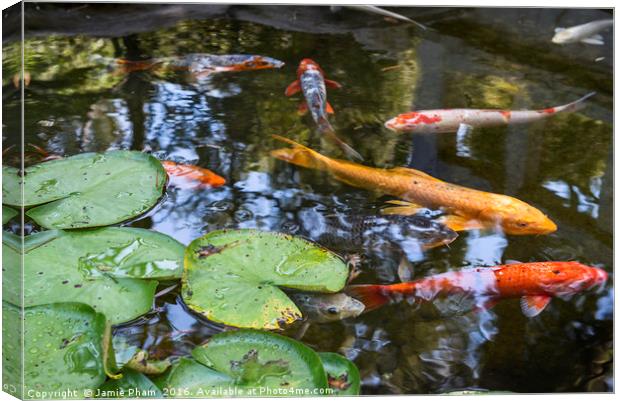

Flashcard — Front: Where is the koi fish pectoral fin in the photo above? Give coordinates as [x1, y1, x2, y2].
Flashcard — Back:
[285, 80, 302, 96]
[439, 215, 486, 232]
[324, 79, 343, 89]
[581, 36, 605, 45]
[520, 295, 552, 317]
[325, 101, 335, 114]
[380, 200, 425, 216]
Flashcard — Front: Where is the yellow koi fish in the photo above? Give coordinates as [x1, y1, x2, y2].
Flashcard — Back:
[270, 135, 557, 235]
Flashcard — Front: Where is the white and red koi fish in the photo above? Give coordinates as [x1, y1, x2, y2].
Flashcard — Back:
[285, 59, 363, 161]
[384, 92, 596, 134]
[346, 261, 607, 317]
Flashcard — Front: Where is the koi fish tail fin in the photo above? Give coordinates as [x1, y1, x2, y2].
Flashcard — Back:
[345, 285, 391, 312]
[318, 119, 364, 161]
[556, 92, 596, 113]
[271, 134, 326, 170]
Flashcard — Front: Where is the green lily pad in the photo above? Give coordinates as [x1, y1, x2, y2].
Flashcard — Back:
[318, 352, 361, 396]
[2, 150, 167, 229]
[3, 205, 18, 224]
[97, 369, 163, 399]
[162, 330, 328, 397]
[3, 302, 109, 399]
[182, 229, 349, 330]
[2, 227, 184, 324]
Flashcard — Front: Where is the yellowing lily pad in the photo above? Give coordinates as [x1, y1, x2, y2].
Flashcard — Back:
[182, 229, 349, 330]
[2, 151, 167, 229]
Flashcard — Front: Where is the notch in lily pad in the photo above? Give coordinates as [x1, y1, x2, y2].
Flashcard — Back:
[160, 329, 328, 397]
[2, 150, 167, 229]
[182, 229, 349, 330]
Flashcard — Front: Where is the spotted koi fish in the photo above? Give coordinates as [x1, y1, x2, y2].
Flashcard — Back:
[346, 261, 607, 317]
[384, 92, 596, 134]
[286, 59, 363, 161]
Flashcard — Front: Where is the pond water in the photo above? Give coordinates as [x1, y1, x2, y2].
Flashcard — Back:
[3, 4, 613, 394]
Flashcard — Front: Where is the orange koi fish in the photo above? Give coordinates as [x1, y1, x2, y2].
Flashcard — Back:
[161, 161, 225, 189]
[346, 262, 607, 317]
[111, 54, 284, 77]
[385, 92, 595, 134]
[270, 135, 556, 235]
[285, 59, 363, 161]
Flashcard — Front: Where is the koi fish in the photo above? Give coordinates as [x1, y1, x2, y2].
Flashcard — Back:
[161, 160, 226, 189]
[289, 292, 365, 324]
[270, 135, 557, 235]
[292, 213, 457, 253]
[285, 59, 363, 161]
[346, 262, 607, 317]
[384, 92, 596, 134]
[105, 54, 284, 77]
[552, 19, 613, 45]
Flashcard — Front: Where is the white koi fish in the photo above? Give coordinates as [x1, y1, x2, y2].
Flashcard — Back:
[552, 19, 613, 45]
[384, 92, 595, 134]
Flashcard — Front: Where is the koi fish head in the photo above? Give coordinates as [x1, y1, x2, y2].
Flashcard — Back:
[551, 29, 575, 44]
[235, 55, 284, 71]
[538, 262, 608, 296]
[480, 196, 557, 235]
[297, 58, 324, 77]
[384, 112, 441, 133]
[290, 292, 365, 323]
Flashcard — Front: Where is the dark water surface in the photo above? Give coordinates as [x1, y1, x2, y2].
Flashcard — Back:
[3, 4, 613, 394]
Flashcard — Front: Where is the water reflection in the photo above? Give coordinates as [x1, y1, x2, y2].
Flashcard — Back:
[3, 5, 613, 393]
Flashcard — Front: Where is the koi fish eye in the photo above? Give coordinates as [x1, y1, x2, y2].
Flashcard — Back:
[326, 306, 339, 315]
[517, 222, 529, 227]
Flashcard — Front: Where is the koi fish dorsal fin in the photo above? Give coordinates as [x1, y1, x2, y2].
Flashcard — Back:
[520, 295, 552, 317]
[381, 200, 425, 216]
[390, 167, 443, 182]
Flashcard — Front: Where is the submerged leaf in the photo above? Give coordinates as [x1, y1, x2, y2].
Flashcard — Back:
[2, 227, 184, 324]
[182, 229, 349, 329]
[161, 330, 328, 397]
[2, 302, 108, 399]
[2, 150, 167, 229]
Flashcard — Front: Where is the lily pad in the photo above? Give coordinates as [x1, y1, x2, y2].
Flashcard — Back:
[318, 352, 361, 396]
[182, 229, 349, 330]
[2, 302, 110, 399]
[161, 329, 328, 397]
[2, 227, 184, 324]
[2, 150, 167, 229]
[2, 205, 18, 224]
[97, 369, 163, 399]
